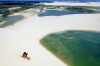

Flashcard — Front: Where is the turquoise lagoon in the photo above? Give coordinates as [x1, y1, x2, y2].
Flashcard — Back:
[40, 30, 100, 66]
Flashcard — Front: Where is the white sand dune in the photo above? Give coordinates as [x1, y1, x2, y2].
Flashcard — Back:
[43, 2, 100, 6]
[0, 10, 100, 66]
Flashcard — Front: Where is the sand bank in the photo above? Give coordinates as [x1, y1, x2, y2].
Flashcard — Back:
[0, 9, 100, 66]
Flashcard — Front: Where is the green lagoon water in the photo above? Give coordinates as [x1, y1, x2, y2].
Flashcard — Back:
[40, 30, 100, 66]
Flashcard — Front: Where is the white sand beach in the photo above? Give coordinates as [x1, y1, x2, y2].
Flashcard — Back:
[0, 2, 100, 66]
[43, 2, 100, 6]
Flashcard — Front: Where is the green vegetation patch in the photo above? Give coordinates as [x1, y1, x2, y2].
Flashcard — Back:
[40, 30, 100, 66]
[64, 7, 95, 13]
[0, 7, 29, 18]
[45, 6, 97, 13]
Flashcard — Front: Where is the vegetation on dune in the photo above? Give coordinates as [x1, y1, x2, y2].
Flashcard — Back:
[0, 20, 3, 22]
[1, 11, 11, 18]
[0, 4, 99, 18]
[0, 5, 31, 25]
[65, 7, 95, 12]
[44, 5, 97, 13]
[40, 30, 100, 66]
[1, 7, 29, 18]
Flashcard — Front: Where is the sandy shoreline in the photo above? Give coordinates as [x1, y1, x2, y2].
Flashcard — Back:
[3, 13, 100, 66]
[0, 3, 100, 66]
[0, 8, 39, 28]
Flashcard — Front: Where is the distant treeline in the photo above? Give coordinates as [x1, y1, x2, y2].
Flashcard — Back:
[0, 1, 52, 5]
[0, 2, 38, 5]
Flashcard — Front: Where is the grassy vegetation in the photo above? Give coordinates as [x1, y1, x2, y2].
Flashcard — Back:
[1, 7, 29, 18]
[40, 30, 100, 66]
[1, 11, 11, 18]
[0, 20, 3, 22]
[65, 7, 95, 13]
[45, 5, 97, 13]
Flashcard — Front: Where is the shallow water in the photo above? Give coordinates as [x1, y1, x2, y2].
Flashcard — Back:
[38, 6, 100, 16]
[0, 15, 24, 28]
[40, 30, 100, 66]
[38, 10, 90, 16]
[38, 10, 96, 16]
